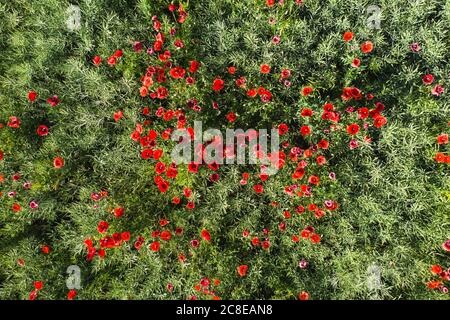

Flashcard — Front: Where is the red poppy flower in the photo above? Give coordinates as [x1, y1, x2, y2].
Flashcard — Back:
[34, 281, 43, 290]
[261, 240, 270, 249]
[357, 107, 369, 119]
[41, 245, 50, 254]
[155, 162, 166, 174]
[316, 155, 326, 165]
[253, 184, 264, 193]
[247, 89, 257, 97]
[207, 162, 219, 171]
[0, 150, 3, 161]
[97, 221, 109, 233]
[200, 277, 211, 288]
[237, 265, 248, 277]
[266, 0, 275, 7]
[47, 95, 60, 107]
[317, 139, 329, 149]
[53, 157, 64, 169]
[17, 259, 25, 267]
[153, 149, 163, 160]
[300, 125, 311, 136]
[151, 230, 161, 239]
[240, 230, 249, 238]
[437, 133, 448, 145]
[29, 290, 38, 300]
[139, 86, 149, 97]
[170, 196, 180, 205]
[373, 115, 387, 128]
[164, 165, 177, 178]
[84, 239, 93, 248]
[186, 201, 195, 209]
[107, 56, 117, 65]
[235, 77, 247, 89]
[422, 74, 434, 85]
[281, 69, 291, 78]
[300, 108, 315, 118]
[98, 249, 106, 258]
[431, 84, 444, 96]
[160, 230, 172, 241]
[7, 116, 21, 128]
[303, 149, 313, 158]
[175, 227, 183, 236]
[301, 87, 313, 96]
[260, 64, 271, 74]
[12, 203, 21, 212]
[189, 60, 200, 73]
[320, 104, 332, 113]
[163, 110, 175, 122]
[212, 79, 224, 91]
[113, 110, 123, 122]
[174, 39, 184, 48]
[67, 289, 77, 300]
[435, 152, 445, 163]
[361, 41, 373, 53]
[113, 207, 124, 218]
[131, 130, 141, 141]
[201, 229, 211, 241]
[226, 112, 237, 122]
[343, 31, 354, 42]
[150, 241, 160, 252]
[310, 233, 321, 243]
[158, 180, 169, 193]
[427, 280, 442, 289]
[431, 265, 443, 274]
[294, 206, 304, 215]
[169, 66, 186, 79]
[210, 173, 220, 182]
[351, 58, 361, 68]
[141, 149, 153, 159]
[278, 123, 288, 135]
[298, 291, 309, 300]
[347, 123, 360, 135]
[184, 188, 192, 198]
[28, 91, 37, 102]
[134, 239, 143, 250]
[308, 175, 320, 185]
[37, 125, 49, 136]
[442, 239, 450, 251]
[314, 209, 325, 219]
[153, 40, 163, 51]
[93, 56, 102, 66]
[121, 232, 130, 241]
[301, 230, 311, 239]
[228, 66, 236, 74]
[350, 87, 362, 99]
[113, 49, 123, 58]
[156, 87, 168, 99]
[188, 162, 199, 173]
[251, 237, 260, 246]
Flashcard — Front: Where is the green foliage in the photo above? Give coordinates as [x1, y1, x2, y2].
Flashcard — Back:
[0, 0, 449, 300]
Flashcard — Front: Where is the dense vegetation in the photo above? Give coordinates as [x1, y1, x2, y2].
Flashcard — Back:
[0, 0, 449, 300]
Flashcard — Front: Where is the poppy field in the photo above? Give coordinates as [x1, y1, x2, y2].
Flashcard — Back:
[0, 0, 449, 300]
